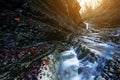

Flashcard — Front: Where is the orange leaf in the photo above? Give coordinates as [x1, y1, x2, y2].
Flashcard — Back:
[14, 17, 20, 21]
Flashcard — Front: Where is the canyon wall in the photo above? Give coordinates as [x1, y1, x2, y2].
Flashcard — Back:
[0, 0, 84, 48]
[79, 0, 120, 26]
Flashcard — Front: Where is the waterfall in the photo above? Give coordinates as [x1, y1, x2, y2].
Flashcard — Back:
[84, 22, 90, 29]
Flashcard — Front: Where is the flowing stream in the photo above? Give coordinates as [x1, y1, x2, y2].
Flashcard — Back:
[57, 49, 79, 80]
[57, 28, 120, 80]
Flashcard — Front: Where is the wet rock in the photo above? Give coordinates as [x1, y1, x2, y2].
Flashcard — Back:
[101, 72, 109, 80]
[100, 52, 120, 80]
[113, 53, 120, 62]
[78, 47, 90, 59]
[78, 67, 83, 74]
[94, 76, 106, 80]
[0, 0, 84, 48]
[114, 69, 120, 74]
[0, 44, 56, 79]
[99, 27, 120, 45]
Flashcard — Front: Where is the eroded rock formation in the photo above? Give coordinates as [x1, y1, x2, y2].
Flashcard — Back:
[0, 0, 84, 79]
[80, 0, 120, 26]
[0, 0, 84, 48]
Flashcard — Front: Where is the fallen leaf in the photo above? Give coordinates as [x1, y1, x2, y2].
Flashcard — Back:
[14, 17, 20, 21]
[43, 60, 49, 65]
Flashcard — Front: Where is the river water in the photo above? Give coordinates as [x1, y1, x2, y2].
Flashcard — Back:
[57, 28, 120, 80]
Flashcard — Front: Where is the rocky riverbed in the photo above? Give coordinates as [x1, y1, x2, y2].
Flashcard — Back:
[74, 27, 120, 80]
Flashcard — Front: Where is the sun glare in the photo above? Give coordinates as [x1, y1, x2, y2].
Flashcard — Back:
[84, 0, 91, 3]
[77, 0, 102, 14]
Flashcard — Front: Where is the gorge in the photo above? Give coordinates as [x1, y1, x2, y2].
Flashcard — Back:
[0, 0, 120, 80]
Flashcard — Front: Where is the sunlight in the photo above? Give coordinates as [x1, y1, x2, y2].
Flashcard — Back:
[77, 0, 102, 14]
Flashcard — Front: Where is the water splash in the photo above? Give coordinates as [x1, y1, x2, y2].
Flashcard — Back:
[57, 27, 120, 80]
[57, 47, 106, 80]
[57, 42, 119, 80]
[56, 49, 79, 80]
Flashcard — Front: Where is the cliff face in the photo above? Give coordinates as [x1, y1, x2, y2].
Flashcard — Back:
[23, 0, 84, 37]
[0, 0, 84, 48]
[80, 0, 120, 26]
[0, 0, 84, 79]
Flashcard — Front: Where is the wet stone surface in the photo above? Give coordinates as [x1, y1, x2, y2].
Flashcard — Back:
[100, 53, 120, 80]
[0, 9, 45, 48]
[74, 27, 120, 80]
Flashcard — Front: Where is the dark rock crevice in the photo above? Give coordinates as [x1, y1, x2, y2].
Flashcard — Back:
[0, 0, 84, 79]
[0, 0, 84, 48]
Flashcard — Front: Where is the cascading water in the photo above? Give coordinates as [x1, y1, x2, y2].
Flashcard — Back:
[84, 22, 90, 29]
[57, 48, 107, 80]
[57, 27, 120, 80]
[56, 49, 79, 80]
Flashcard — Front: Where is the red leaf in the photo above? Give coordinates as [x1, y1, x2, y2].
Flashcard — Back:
[43, 60, 49, 65]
